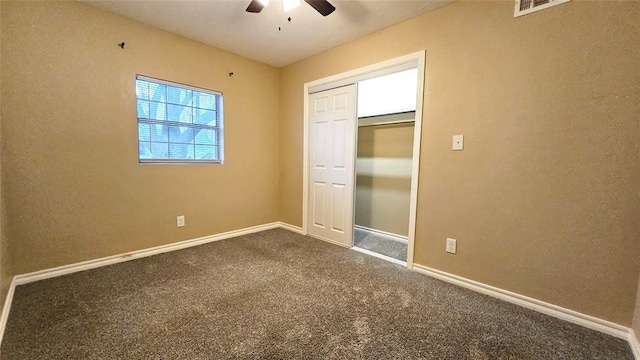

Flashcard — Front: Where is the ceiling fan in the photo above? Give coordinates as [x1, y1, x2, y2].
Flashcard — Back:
[246, 0, 336, 16]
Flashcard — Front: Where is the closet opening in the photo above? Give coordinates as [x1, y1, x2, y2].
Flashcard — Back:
[303, 50, 425, 269]
[353, 68, 417, 264]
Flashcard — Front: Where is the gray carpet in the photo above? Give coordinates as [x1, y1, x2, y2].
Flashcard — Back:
[354, 228, 408, 262]
[1, 228, 633, 359]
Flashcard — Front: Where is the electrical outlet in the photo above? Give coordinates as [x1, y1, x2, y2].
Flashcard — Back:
[177, 215, 185, 227]
[446, 238, 457, 254]
[452, 135, 464, 151]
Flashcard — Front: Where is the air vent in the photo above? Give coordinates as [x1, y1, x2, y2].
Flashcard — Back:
[514, 0, 569, 17]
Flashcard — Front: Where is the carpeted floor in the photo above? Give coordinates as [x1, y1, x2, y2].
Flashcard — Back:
[354, 227, 408, 262]
[1, 228, 633, 359]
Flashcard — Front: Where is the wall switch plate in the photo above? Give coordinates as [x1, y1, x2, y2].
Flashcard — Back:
[177, 215, 185, 227]
[453, 135, 464, 151]
[446, 238, 457, 254]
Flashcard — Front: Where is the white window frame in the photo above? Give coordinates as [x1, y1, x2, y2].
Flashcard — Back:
[136, 75, 224, 164]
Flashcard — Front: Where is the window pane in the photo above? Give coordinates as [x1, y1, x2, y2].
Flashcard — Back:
[139, 143, 152, 159]
[167, 104, 192, 123]
[169, 143, 194, 159]
[195, 145, 217, 160]
[136, 76, 223, 163]
[194, 91, 216, 110]
[167, 86, 192, 106]
[150, 142, 169, 159]
[148, 83, 166, 102]
[138, 123, 150, 142]
[136, 80, 149, 100]
[150, 124, 168, 142]
[149, 101, 166, 121]
[137, 100, 149, 119]
[194, 109, 215, 126]
[167, 126, 194, 144]
[195, 129, 216, 145]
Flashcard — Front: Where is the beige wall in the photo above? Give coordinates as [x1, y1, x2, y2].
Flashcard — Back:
[1, 1, 280, 274]
[355, 123, 413, 236]
[0, 0, 12, 308]
[1, 0, 639, 329]
[279, 1, 640, 325]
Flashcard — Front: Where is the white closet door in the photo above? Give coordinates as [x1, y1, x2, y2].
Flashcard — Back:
[308, 85, 357, 247]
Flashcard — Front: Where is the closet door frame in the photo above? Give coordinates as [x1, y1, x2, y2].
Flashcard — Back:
[302, 50, 426, 270]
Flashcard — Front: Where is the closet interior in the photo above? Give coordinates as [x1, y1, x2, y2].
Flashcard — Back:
[353, 68, 417, 263]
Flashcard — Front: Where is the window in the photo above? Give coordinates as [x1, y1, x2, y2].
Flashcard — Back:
[136, 75, 224, 164]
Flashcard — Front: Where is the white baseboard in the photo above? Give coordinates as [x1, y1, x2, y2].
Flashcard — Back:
[412, 264, 631, 340]
[0, 278, 16, 349]
[629, 329, 640, 359]
[307, 233, 350, 248]
[354, 225, 408, 243]
[277, 222, 304, 234]
[351, 246, 406, 267]
[0, 221, 302, 349]
[0, 225, 637, 359]
[14, 222, 284, 286]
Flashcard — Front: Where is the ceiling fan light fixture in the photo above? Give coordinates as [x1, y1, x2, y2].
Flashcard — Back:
[283, 0, 301, 12]
[246, 0, 334, 16]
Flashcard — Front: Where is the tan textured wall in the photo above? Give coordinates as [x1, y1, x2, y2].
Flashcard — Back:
[1, 1, 280, 274]
[355, 123, 413, 236]
[279, 1, 640, 325]
[0, 0, 12, 308]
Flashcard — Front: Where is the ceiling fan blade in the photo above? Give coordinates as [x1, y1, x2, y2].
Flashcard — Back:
[246, 0, 265, 13]
[304, 0, 335, 16]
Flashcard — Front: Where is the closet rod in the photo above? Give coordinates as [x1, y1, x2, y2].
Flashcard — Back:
[357, 119, 415, 128]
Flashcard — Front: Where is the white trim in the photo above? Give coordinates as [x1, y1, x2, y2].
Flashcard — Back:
[413, 264, 640, 358]
[351, 247, 407, 267]
[14, 222, 282, 286]
[0, 277, 16, 348]
[307, 234, 351, 248]
[136, 74, 222, 96]
[307, 56, 420, 95]
[406, 51, 425, 270]
[412, 264, 631, 340]
[354, 225, 408, 243]
[277, 222, 304, 234]
[302, 83, 310, 237]
[358, 111, 415, 127]
[629, 329, 640, 360]
[0, 226, 638, 358]
[302, 50, 425, 271]
[0, 222, 303, 349]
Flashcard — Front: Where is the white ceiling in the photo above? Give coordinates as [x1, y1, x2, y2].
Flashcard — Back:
[81, 0, 453, 67]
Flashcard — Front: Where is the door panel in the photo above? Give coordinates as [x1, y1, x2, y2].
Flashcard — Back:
[334, 93, 348, 110]
[331, 183, 346, 232]
[315, 96, 328, 114]
[314, 121, 328, 169]
[332, 118, 347, 169]
[308, 85, 357, 246]
[312, 182, 326, 227]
